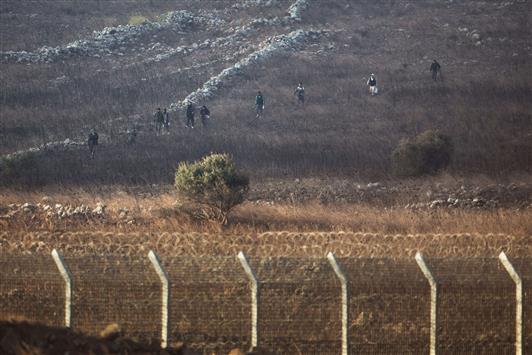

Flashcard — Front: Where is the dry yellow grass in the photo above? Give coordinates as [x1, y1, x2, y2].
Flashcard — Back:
[1, 186, 530, 236]
[232, 202, 532, 236]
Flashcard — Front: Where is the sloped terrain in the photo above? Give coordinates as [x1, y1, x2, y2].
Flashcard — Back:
[0, 0, 530, 185]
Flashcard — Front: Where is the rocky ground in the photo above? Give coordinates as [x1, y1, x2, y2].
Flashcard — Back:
[250, 177, 532, 208]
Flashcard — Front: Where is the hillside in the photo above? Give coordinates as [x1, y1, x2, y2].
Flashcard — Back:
[0, 0, 530, 186]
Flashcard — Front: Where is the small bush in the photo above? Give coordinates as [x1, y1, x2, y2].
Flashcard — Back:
[0, 152, 42, 186]
[392, 130, 453, 177]
[174, 153, 249, 224]
[128, 15, 148, 25]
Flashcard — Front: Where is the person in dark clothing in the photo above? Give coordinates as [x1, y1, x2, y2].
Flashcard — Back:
[154, 108, 164, 134]
[127, 127, 137, 144]
[367, 74, 378, 95]
[162, 108, 170, 133]
[186, 102, 195, 128]
[430, 60, 442, 81]
[255, 91, 264, 118]
[199, 105, 210, 127]
[88, 129, 98, 159]
[294, 82, 305, 105]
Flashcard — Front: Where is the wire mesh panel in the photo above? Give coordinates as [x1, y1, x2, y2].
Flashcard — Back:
[338, 258, 429, 354]
[0, 253, 530, 354]
[427, 258, 515, 354]
[248, 257, 341, 355]
[162, 256, 251, 353]
[0, 254, 63, 326]
[62, 255, 160, 343]
[513, 258, 532, 354]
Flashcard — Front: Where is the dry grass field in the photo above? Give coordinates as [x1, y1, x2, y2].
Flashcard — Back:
[1, 176, 531, 237]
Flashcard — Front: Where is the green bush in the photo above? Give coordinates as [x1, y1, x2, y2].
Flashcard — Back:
[174, 153, 249, 224]
[392, 130, 453, 176]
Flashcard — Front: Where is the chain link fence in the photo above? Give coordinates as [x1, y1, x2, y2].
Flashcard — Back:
[0, 252, 529, 354]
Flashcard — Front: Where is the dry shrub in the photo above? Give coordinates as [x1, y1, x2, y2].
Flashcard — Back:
[392, 130, 453, 177]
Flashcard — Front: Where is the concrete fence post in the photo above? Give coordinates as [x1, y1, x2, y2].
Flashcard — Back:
[148, 250, 170, 349]
[499, 252, 522, 355]
[51, 249, 72, 328]
[237, 251, 259, 350]
[327, 252, 349, 355]
[415, 252, 437, 355]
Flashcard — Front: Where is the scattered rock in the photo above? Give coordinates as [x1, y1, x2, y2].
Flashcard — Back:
[287, 0, 311, 20]
[1, 10, 223, 63]
[99, 323, 121, 340]
[92, 203, 106, 216]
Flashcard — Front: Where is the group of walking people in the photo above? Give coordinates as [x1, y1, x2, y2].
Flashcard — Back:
[254, 81, 304, 119]
[184, 103, 211, 129]
[87, 60, 442, 158]
[154, 103, 211, 132]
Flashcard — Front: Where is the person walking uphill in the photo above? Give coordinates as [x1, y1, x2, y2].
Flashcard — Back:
[255, 91, 264, 118]
[162, 108, 170, 133]
[430, 59, 442, 81]
[367, 74, 378, 96]
[294, 82, 305, 106]
[186, 102, 195, 128]
[154, 108, 164, 134]
[88, 129, 98, 159]
[199, 105, 210, 127]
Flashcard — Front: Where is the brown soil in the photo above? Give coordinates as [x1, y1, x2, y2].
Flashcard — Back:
[0, 320, 187, 354]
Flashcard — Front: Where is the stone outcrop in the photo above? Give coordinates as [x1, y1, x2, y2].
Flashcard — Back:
[171, 29, 326, 109]
[1, 10, 224, 63]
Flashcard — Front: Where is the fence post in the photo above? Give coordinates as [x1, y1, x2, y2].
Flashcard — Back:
[499, 252, 522, 355]
[51, 249, 72, 328]
[327, 252, 349, 355]
[148, 250, 170, 349]
[415, 252, 437, 355]
[237, 251, 259, 350]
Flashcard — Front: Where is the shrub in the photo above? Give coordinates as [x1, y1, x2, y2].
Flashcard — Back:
[0, 152, 42, 186]
[174, 153, 249, 224]
[392, 130, 453, 176]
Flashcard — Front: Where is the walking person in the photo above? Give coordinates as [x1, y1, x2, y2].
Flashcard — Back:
[430, 59, 442, 81]
[88, 129, 99, 159]
[126, 126, 137, 144]
[255, 91, 264, 119]
[367, 73, 378, 96]
[162, 108, 170, 133]
[186, 102, 195, 128]
[294, 82, 305, 106]
[199, 105, 210, 127]
[154, 108, 164, 134]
